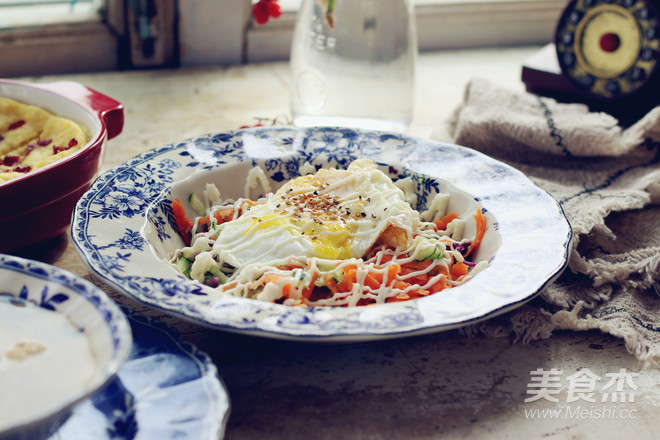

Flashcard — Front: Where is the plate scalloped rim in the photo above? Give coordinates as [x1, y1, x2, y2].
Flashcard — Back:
[71, 126, 572, 342]
[49, 306, 230, 440]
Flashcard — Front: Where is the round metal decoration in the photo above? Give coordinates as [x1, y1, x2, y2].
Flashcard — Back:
[555, 0, 660, 99]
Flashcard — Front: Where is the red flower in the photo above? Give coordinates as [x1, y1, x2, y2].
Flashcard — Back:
[252, 0, 281, 25]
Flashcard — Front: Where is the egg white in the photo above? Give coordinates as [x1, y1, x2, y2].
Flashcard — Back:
[210, 158, 419, 269]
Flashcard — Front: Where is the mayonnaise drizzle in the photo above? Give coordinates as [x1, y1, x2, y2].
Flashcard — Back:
[170, 159, 487, 306]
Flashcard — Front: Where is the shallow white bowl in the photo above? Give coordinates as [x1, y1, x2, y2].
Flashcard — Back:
[0, 255, 132, 440]
[71, 126, 572, 342]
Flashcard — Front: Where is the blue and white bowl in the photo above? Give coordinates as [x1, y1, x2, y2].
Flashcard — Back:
[71, 126, 572, 341]
[0, 255, 132, 440]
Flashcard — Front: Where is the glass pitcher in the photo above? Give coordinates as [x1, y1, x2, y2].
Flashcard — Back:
[290, 0, 417, 132]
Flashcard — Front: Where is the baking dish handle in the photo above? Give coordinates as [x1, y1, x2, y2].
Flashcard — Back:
[35, 81, 125, 141]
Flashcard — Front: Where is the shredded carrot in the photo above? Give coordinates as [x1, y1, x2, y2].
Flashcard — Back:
[434, 212, 459, 230]
[172, 198, 194, 245]
[399, 260, 432, 274]
[179, 198, 484, 305]
[429, 275, 448, 293]
[465, 208, 486, 257]
[214, 208, 234, 223]
[301, 272, 318, 299]
[364, 272, 382, 290]
[338, 265, 357, 292]
[394, 292, 410, 301]
[451, 261, 469, 279]
[385, 264, 401, 285]
[398, 260, 432, 286]
[387, 289, 429, 303]
[361, 263, 403, 290]
[323, 274, 341, 294]
[222, 281, 238, 291]
[391, 280, 429, 299]
[259, 273, 283, 284]
[392, 280, 411, 290]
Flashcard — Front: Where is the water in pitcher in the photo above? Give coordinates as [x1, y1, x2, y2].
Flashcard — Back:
[290, 0, 417, 132]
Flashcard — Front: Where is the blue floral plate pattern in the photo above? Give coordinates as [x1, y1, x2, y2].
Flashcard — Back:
[49, 308, 230, 440]
[71, 126, 572, 341]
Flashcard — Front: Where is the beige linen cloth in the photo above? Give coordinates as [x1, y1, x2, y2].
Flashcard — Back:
[432, 78, 660, 365]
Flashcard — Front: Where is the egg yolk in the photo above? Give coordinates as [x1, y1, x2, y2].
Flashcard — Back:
[246, 212, 355, 260]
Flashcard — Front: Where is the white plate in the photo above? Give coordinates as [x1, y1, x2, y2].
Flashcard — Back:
[71, 126, 572, 341]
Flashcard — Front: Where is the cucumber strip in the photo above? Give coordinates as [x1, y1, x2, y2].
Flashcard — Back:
[175, 257, 193, 278]
[188, 192, 206, 216]
[429, 246, 444, 260]
[415, 244, 443, 261]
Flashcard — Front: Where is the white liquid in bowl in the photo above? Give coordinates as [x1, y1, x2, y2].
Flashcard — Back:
[0, 299, 98, 431]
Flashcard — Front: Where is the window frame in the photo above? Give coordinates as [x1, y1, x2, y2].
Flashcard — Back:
[246, 0, 568, 63]
[0, 0, 124, 77]
[0, 0, 567, 77]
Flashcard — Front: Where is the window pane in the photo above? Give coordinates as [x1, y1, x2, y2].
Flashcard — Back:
[0, 0, 117, 77]
[276, 0, 559, 10]
[0, 0, 101, 28]
[277, 0, 301, 11]
[246, 0, 565, 63]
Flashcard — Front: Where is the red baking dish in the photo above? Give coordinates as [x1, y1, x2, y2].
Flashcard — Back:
[0, 79, 124, 253]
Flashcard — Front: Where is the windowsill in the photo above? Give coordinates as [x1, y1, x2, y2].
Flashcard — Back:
[18, 45, 541, 168]
[0, 19, 118, 77]
[0, 3, 98, 27]
[0, 0, 565, 75]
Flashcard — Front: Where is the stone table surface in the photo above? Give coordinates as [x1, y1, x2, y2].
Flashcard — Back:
[10, 46, 660, 439]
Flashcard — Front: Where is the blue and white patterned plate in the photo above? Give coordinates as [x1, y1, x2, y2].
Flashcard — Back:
[0, 255, 132, 440]
[71, 126, 572, 341]
[49, 307, 230, 440]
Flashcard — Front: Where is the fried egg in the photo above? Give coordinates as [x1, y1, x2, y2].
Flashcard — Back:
[212, 158, 419, 268]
